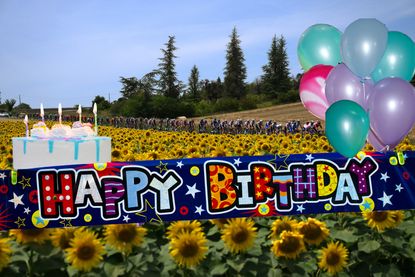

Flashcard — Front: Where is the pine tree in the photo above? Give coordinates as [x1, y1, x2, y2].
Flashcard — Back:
[188, 65, 201, 101]
[261, 35, 291, 96]
[224, 27, 247, 99]
[158, 36, 180, 98]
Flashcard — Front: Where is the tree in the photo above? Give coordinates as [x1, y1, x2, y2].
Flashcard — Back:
[224, 27, 247, 99]
[158, 36, 180, 98]
[92, 95, 111, 110]
[4, 99, 16, 113]
[187, 65, 201, 101]
[119, 77, 140, 98]
[262, 35, 292, 96]
[202, 77, 223, 101]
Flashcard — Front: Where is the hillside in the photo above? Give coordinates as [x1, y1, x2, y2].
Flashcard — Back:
[192, 102, 319, 123]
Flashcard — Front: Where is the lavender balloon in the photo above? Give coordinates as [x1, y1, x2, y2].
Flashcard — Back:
[367, 129, 397, 151]
[325, 63, 366, 108]
[368, 78, 415, 147]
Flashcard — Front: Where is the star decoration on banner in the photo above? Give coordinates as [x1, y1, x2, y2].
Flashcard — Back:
[195, 205, 205, 215]
[380, 172, 390, 182]
[305, 154, 314, 162]
[0, 172, 6, 182]
[378, 192, 393, 207]
[135, 200, 162, 224]
[18, 176, 31, 189]
[59, 219, 72, 227]
[23, 207, 31, 214]
[9, 193, 24, 209]
[267, 154, 290, 170]
[186, 183, 201, 199]
[156, 161, 168, 173]
[123, 215, 130, 223]
[14, 217, 26, 228]
[361, 200, 372, 211]
[176, 161, 184, 169]
[35, 215, 45, 225]
[395, 184, 404, 193]
[296, 204, 305, 213]
[234, 158, 242, 167]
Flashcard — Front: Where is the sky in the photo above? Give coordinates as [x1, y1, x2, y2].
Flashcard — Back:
[0, 0, 414, 108]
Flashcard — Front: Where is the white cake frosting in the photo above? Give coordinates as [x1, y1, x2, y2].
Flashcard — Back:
[13, 121, 111, 169]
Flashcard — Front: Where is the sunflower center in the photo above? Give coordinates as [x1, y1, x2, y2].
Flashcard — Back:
[280, 236, 301, 254]
[326, 251, 341, 266]
[275, 222, 292, 236]
[118, 228, 137, 243]
[23, 229, 45, 237]
[179, 241, 199, 258]
[59, 233, 74, 249]
[372, 211, 388, 222]
[231, 228, 249, 244]
[301, 222, 321, 240]
[77, 245, 96, 261]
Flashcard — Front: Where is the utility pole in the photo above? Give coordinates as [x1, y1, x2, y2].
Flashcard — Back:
[108, 92, 111, 103]
[0, 91, 2, 104]
[19, 94, 21, 105]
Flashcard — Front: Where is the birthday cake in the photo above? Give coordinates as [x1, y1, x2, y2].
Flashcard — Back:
[12, 105, 111, 169]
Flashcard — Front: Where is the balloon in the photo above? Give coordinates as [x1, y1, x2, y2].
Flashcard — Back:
[363, 79, 375, 109]
[326, 100, 370, 157]
[298, 24, 342, 71]
[368, 78, 415, 147]
[341, 18, 388, 78]
[325, 63, 366, 108]
[299, 64, 333, 120]
[326, 100, 370, 158]
[371, 31, 415, 82]
[367, 130, 397, 152]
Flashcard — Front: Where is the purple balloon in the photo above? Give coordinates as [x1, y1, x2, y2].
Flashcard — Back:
[325, 63, 366, 108]
[367, 129, 397, 151]
[363, 79, 375, 109]
[368, 78, 415, 146]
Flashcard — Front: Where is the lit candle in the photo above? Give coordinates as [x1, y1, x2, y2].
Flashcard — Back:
[93, 102, 98, 135]
[40, 103, 45, 122]
[58, 103, 62, 124]
[24, 115, 29, 137]
[77, 104, 82, 123]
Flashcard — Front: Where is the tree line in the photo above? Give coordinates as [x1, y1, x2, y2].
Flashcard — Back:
[96, 27, 302, 118]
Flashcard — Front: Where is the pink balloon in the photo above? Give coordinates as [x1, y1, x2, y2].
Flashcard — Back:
[299, 64, 333, 120]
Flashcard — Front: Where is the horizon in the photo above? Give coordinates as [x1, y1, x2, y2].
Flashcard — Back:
[0, 0, 414, 108]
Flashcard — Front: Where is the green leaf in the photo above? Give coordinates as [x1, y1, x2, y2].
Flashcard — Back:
[330, 229, 358, 243]
[211, 263, 228, 275]
[227, 259, 245, 272]
[358, 240, 381, 253]
[267, 268, 283, 277]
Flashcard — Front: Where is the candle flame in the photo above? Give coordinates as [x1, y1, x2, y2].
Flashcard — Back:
[40, 103, 44, 117]
[93, 103, 97, 114]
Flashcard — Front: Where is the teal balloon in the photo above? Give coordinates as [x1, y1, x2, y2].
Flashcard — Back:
[325, 100, 369, 158]
[371, 31, 415, 82]
[298, 24, 342, 71]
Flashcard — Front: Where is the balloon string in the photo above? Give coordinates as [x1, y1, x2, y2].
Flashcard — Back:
[369, 126, 389, 153]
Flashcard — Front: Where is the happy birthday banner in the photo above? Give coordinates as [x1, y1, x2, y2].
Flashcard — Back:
[1, 151, 415, 230]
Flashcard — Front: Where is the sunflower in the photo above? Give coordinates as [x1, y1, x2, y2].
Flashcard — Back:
[0, 237, 11, 271]
[104, 224, 147, 254]
[167, 220, 203, 240]
[221, 218, 257, 253]
[297, 217, 330, 245]
[169, 231, 208, 268]
[51, 227, 77, 250]
[9, 229, 51, 244]
[362, 211, 396, 232]
[318, 241, 349, 275]
[210, 218, 229, 229]
[271, 230, 305, 259]
[65, 228, 105, 272]
[390, 210, 405, 226]
[269, 217, 299, 240]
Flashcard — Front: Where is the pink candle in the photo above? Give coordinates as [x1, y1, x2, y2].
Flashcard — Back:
[24, 115, 29, 137]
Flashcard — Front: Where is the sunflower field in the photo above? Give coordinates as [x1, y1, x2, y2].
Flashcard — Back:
[1, 119, 415, 276]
